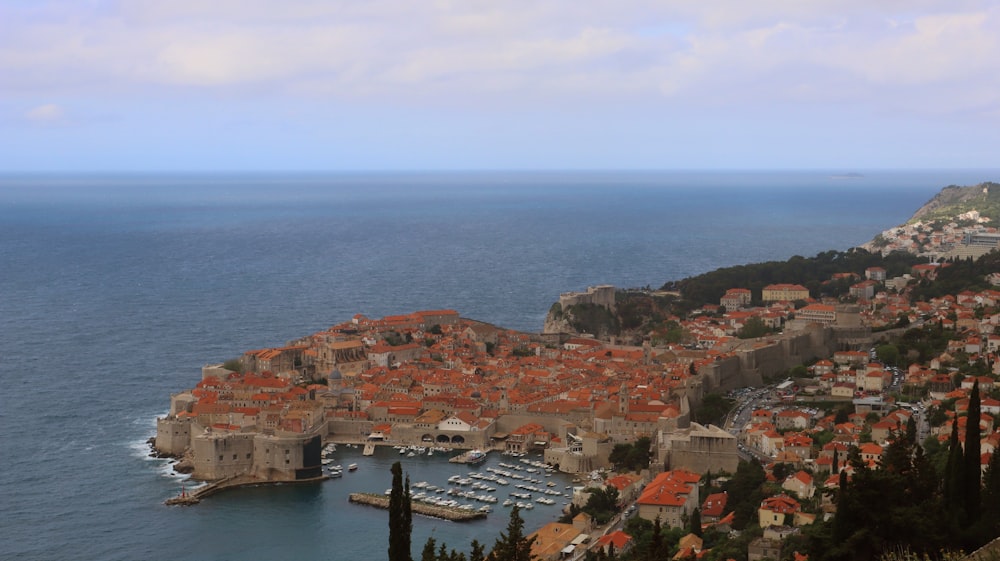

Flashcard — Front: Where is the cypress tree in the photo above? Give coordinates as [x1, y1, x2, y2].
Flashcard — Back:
[404, 474, 413, 550]
[389, 461, 413, 561]
[944, 417, 961, 512]
[831, 470, 851, 543]
[647, 516, 663, 561]
[689, 507, 702, 537]
[964, 380, 982, 523]
[981, 446, 1000, 535]
[832, 448, 839, 474]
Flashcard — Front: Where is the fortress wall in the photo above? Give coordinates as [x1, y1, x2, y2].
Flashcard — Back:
[202, 364, 234, 381]
[327, 418, 375, 441]
[155, 417, 192, 456]
[388, 425, 491, 449]
[192, 432, 256, 480]
[693, 326, 840, 407]
[558, 285, 616, 311]
[252, 433, 323, 481]
[495, 414, 577, 440]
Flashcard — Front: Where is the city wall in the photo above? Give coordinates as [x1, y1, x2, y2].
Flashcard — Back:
[697, 325, 850, 398]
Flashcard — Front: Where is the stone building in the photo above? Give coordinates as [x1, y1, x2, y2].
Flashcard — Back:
[558, 285, 616, 311]
[658, 422, 739, 474]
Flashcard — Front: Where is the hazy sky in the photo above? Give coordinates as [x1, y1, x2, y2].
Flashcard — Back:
[2, 1, 999, 171]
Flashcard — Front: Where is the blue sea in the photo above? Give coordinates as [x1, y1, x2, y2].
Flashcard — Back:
[1, 170, 996, 560]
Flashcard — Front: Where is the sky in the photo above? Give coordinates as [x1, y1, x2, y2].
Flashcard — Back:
[2, 0, 999, 172]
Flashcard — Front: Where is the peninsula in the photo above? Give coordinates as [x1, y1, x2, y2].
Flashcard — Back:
[154, 181, 1000, 559]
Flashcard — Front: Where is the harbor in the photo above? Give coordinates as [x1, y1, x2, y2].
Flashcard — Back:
[162, 441, 581, 553]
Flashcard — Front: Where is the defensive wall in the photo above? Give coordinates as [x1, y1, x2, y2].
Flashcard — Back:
[696, 324, 867, 399]
[558, 285, 616, 311]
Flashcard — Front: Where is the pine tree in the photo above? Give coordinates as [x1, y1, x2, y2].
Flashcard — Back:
[491, 505, 534, 561]
[421, 538, 437, 561]
[389, 461, 413, 561]
[469, 540, 485, 561]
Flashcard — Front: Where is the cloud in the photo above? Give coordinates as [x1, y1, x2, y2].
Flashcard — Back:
[24, 103, 65, 124]
[1, 1, 999, 120]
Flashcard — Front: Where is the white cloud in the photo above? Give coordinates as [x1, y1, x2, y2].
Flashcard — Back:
[24, 103, 65, 123]
[1, 1, 999, 120]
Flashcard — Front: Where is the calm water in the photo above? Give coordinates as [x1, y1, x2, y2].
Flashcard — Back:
[1, 170, 996, 560]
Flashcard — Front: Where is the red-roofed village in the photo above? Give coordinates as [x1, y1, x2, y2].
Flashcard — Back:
[155, 260, 1000, 559]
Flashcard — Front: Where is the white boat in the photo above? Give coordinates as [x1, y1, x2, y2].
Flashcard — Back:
[348, 463, 358, 471]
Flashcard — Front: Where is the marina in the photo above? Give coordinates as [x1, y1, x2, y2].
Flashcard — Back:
[293, 442, 580, 544]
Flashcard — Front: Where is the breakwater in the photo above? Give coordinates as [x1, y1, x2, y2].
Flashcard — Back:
[165, 474, 328, 506]
[348, 493, 487, 521]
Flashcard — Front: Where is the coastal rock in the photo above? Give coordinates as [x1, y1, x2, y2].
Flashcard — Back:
[542, 311, 573, 334]
[173, 459, 194, 474]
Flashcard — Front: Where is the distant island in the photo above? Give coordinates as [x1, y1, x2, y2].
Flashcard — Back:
[154, 180, 1000, 561]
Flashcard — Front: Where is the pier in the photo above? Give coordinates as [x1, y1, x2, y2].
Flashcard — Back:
[348, 493, 487, 521]
[165, 474, 328, 506]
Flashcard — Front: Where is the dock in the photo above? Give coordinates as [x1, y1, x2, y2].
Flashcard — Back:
[165, 474, 327, 506]
[449, 449, 488, 464]
[348, 493, 487, 521]
[362, 443, 376, 456]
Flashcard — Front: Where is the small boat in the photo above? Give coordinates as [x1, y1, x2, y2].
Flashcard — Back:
[348, 463, 358, 471]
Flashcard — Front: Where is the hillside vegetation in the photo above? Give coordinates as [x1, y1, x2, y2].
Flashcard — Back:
[910, 182, 1000, 225]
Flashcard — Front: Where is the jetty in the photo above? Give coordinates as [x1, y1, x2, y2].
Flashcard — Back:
[362, 443, 376, 456]
[165, 474, 327, 506]
[449, 449, 488, 464]
[348, 493, 487, 521]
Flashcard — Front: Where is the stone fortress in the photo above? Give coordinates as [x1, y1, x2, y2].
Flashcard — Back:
[557, 284, 616, 311]
[156, 290, 871, 487]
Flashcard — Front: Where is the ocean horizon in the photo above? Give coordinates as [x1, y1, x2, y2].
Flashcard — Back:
[2, 169, 998, 560]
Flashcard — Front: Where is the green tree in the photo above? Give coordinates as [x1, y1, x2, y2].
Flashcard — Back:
[469, 540, 485, 561]
[694, 393, 734, 425]
[491, 505, 534, 561]
[646, 516, 664, 561]
[389, 461, 413, 561]
[875, 344, 900, 367]
[963, 380, 982, 524]
[421, 538, 437, 561]
[724, 460, 766, 530]
[689, 507, 702, 537]
[980, 446, 1000, 538]
[582, 485, 621, 524]
[737, 317, 771, 339]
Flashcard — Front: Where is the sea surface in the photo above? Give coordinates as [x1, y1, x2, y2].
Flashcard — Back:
[1, 170, 997, 560]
